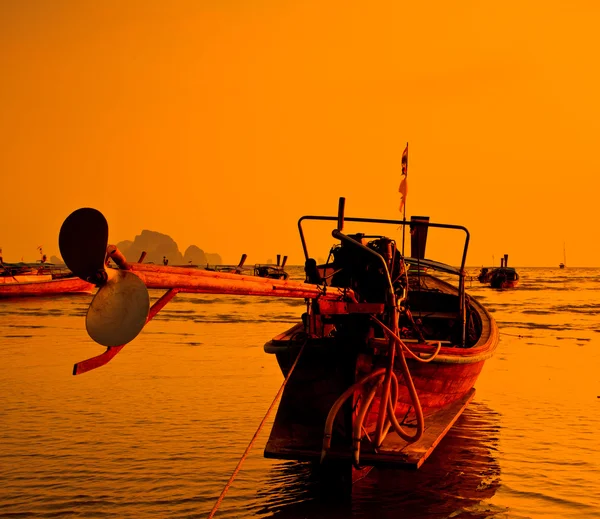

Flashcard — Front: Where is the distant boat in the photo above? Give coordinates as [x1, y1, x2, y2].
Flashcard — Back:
[489, 266, 520, 289]
[205, 254, 249, 274]
[254, 254, 289, 280]
[559, 243, 566, 269]
[0, 263, 94, 298]
[477, 267, 493, 284]
[477, 254, 519, 289]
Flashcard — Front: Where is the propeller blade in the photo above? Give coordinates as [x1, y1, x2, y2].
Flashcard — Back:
[59, 208, 109, 282]
[86, 269, 150, 347]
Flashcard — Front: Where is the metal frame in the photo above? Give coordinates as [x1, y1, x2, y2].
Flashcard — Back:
[297, 213, 471, 346]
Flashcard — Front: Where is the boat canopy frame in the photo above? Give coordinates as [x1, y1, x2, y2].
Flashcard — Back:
[297, 212, 471, 346]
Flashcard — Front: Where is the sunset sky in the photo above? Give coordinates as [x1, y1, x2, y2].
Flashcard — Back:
[1, 1, 598, 266]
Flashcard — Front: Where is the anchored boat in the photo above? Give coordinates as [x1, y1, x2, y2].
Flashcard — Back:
[58, 198, 498, 485]
[478, 254, 519, 289]
[254, 254, 289, 280]
[205, 253, 249, 274]
[559, 242, 566, 269]
[0, 263, 94, 298]
[489, 267, 519, 289]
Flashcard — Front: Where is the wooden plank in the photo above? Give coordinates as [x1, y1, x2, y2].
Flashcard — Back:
[265, 388, 476, 469]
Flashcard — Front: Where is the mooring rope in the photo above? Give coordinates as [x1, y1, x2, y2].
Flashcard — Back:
[207, 337, 308, 519]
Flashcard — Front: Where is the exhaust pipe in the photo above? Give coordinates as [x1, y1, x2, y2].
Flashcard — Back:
[410, 216, 430, 260]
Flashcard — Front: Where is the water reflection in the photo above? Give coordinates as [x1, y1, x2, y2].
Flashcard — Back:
[255, 401, 503, 518]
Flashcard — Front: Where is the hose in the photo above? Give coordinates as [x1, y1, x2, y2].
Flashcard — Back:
[320, 315, 433, 464]
[352, 379, 382, 466]
[371, 316, 442, 363]
[321, 368, 387, 462]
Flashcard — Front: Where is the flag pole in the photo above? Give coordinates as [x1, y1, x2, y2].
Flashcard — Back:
[400, 142, 408, 256]
[401, 200, 406, 256]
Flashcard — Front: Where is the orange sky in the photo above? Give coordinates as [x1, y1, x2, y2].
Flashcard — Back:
[1, 1, 598, 266]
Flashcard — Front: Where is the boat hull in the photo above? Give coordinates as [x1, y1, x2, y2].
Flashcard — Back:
[268, 332, 491, 430]
[366, 356, 486, 418]
[0, 277, 95, 297]
[263, 269, 498, 470]
[489, 267, 519, 289]
[490, 279, 519, 289]
[265, 326, 497, 468]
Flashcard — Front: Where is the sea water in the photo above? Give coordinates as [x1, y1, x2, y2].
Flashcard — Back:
[0, 267, 599, 518]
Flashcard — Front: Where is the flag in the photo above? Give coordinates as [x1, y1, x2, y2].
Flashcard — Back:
[399, 143, 408, 212]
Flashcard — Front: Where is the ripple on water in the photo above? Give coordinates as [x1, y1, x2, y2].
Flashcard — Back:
[1, 267, 599, 518]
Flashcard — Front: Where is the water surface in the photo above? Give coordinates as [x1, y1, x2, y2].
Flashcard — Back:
[1, 267, 599, 518]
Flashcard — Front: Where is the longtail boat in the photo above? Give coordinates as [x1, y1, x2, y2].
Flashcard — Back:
[58, 198, 499, 486]
[254, 254, 289, 280]
[205, 253, 249, 274]
[479, 254, 519, 289]
[489, 267, 519, 289]
[0, 264, 94, 298]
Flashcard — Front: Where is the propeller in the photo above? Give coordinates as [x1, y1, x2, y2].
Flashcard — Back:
[59, 208, 109, 283]
[86, 268, 150, 347]
[59, 207, 150, 348]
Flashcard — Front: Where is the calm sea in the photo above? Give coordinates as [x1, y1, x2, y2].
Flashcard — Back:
[1, 267, 599, 519]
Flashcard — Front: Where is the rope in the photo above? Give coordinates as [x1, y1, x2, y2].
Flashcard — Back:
[207, 338, 308, 519]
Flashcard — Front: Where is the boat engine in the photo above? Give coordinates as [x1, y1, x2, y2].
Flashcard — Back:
[329, 233, 405, 304]
[305, 233, 409, 344]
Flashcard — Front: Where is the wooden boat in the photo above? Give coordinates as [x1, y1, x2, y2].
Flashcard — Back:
[0, 264, 94, 298]
[489, 254, 519, 289]
[478, 254, 519, 289]
[205, 253, 249, 274]
[489, 267, 519, 289]
[477, 267, 493, 283]
[254, 254, 289, 280]
[57, 199, 499, 486]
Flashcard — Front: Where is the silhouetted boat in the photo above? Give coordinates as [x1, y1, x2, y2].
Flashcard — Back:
[559, 243, 566, 269]
[254, 254, 289, 280]
[478, 254, 519, 289]
[477, 267, 493, 283]
[0, 263, 94, 298]
[58, 198, 499, 487]
[206, 253, 249, 274]
[489, 267, 519, 289]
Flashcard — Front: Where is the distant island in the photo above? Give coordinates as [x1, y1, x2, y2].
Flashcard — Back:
[115, 230, 222, 266]
[27, 231, 220, 267]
